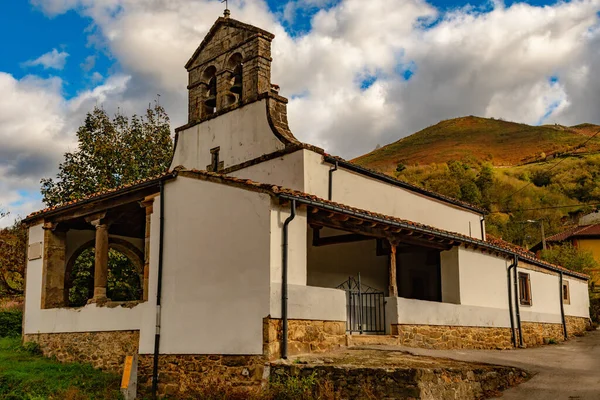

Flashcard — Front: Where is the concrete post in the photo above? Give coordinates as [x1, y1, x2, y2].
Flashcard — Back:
[92, 221, 109, 301]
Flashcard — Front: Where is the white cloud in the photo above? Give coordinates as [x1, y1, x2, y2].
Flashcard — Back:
[23, 48, 70, 70]
[2, 0, 600, 223]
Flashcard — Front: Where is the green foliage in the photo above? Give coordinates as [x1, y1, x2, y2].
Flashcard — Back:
[41, 104, 173, 207]
[540, 243, 598, 274]
[68, 249, 142, 307]
[531, 169, 553, 187]
[0, 310, 22, 337]
[395, 162, 406, 173]
[0, 220, 27, 295]
[0, 337, 122, 399]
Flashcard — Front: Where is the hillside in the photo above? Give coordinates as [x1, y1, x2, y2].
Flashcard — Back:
[354, 116, 600, 173]
[352, 116, 600, 249]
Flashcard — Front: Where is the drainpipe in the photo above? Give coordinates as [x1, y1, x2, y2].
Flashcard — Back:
[151, 180, 166, 399]
[328, 161, 338, 201]
[507, 257, 518, 347]
[559, 272, 568, 340]
[281, 199, 296, 359]
[512, 255, 524, 348]
[480, 216, 486, 241]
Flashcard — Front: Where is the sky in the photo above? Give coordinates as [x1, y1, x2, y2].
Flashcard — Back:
[0, 0, 599, 226]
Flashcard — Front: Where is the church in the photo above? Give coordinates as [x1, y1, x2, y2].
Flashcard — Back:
[22, 13, 591, 396]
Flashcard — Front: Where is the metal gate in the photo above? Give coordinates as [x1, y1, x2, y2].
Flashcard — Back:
[337, 275, 386, 334]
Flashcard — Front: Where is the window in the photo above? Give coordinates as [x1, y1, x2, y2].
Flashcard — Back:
[518, 272, 532, 306]
[562, 281, 570, 304]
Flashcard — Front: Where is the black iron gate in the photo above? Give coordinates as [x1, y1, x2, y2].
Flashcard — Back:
[337, 275, 386, 334]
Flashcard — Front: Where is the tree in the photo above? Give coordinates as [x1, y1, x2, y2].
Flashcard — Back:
[0, 219, 27, 295]
[41, 103, 173, 206]
[540, 243, 598, 274]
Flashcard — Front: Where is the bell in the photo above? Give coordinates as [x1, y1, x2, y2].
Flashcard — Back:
[204, 95, 216, 108]
[230, 73, 242, 95]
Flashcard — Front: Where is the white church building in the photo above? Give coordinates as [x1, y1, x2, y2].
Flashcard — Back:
[22, 14, 591, 395]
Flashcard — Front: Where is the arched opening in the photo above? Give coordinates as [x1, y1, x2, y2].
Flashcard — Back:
[65, 238, 144, 307]
[202, 66, 217, 115]
[226, 53, 243, 105]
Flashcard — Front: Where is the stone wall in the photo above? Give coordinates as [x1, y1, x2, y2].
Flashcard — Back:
[566, 315, 591, 336]
[264, 318, 346, 360]
[138, 354, 267, 398]
[23, 330, 139, 373]
[391, 324, 514, 350]
[520, 322, 564, 346]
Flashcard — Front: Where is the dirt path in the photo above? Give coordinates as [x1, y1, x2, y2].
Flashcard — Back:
[360, 329, 600, 399]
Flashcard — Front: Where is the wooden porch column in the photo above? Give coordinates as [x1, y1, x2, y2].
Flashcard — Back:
[388, 241, 398, 297]
[91, 220, 109, 301]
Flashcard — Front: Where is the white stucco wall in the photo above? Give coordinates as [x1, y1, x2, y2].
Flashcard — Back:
[386, 297, 511, 328]
[440, 247, 460, 304]
[301, 151, 484, 239]
[517, 265, 562, 323]
[564, 277, 590, 318]
[157, 176, 272, 355]
[23, 224, 146, 335]
[306, 228, 388, 293]
[171, 100, 285, 171]
[270, 204, 307, 286]
[270, 284, 346, 321]
[458, 247, 509, 309]
[229, 149, 305, 191]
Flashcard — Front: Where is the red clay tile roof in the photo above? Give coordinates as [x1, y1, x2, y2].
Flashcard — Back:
[547, 224, 600, 242]
[179, 169, 588, 280]
[24, 172, 172, 221]
[24, 168, 587, 280]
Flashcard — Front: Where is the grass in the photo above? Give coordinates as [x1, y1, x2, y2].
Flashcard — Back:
[0, 337, 122, 400]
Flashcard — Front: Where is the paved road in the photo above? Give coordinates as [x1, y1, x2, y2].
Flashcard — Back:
[362, 329, 600, 399]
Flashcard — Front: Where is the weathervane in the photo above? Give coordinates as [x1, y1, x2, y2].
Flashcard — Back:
[222, 0, 230, 17]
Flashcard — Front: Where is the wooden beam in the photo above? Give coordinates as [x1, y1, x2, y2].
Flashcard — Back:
[313, 233, 372, 247]
[388, 242, 398, 297]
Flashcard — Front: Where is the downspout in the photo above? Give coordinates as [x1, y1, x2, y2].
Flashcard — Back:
[281, 199, 297, 359]
[328, 161, 338, 201]
[151, 180, 166, 399]
[559, 272, 568, 340]
[513, 255, 524, 347]
[507, 257, 517, 347]
[480, 216, 486, 240]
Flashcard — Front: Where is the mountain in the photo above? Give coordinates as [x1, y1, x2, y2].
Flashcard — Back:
[353, 116, 600, 174]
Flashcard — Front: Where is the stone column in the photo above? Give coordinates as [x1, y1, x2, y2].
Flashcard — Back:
[91, 221, 109, 302]
[388, 241, 398, 297]
[140, 196, 155, 301]
[41, 222, 67, 309]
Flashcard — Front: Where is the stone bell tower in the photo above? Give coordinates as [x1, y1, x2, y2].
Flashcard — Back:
[185, 13, 275, 123]
[171, 14, 308, 174]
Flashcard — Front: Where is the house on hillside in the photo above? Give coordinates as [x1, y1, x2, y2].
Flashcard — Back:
[534, 213, 600, 294]
[22, 13, 591, 396]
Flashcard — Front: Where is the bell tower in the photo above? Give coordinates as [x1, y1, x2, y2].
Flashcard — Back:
[185, 14, 275, 123]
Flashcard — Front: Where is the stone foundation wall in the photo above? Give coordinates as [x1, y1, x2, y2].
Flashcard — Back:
[520, 322, 564, 346]
[391, 324, 514, 350]
[264, 318, 346, 359]
[566, 316, 590, 336]
[138, 354, 267, 397]
[23, 330, 139, 373]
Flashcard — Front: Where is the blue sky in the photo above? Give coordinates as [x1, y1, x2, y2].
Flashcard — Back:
[0, 0, 599, 225]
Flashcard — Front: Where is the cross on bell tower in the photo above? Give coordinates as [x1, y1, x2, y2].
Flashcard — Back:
[222, 0, 230, 17]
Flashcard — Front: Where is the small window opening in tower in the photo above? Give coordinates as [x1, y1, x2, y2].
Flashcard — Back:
[202, 66, 217, 115]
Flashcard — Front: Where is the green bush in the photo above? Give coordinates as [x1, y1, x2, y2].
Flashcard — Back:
[0, 310, 22, 337]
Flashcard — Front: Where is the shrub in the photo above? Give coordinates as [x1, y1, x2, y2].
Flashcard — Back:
[0, 310, 22, 337]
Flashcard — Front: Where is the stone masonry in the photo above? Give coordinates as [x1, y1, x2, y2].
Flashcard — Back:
[138, 354, 267, 397]
[391, 324, 514, 350]
[23, 330, 139, 373]
[264, 318, 346, 360]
